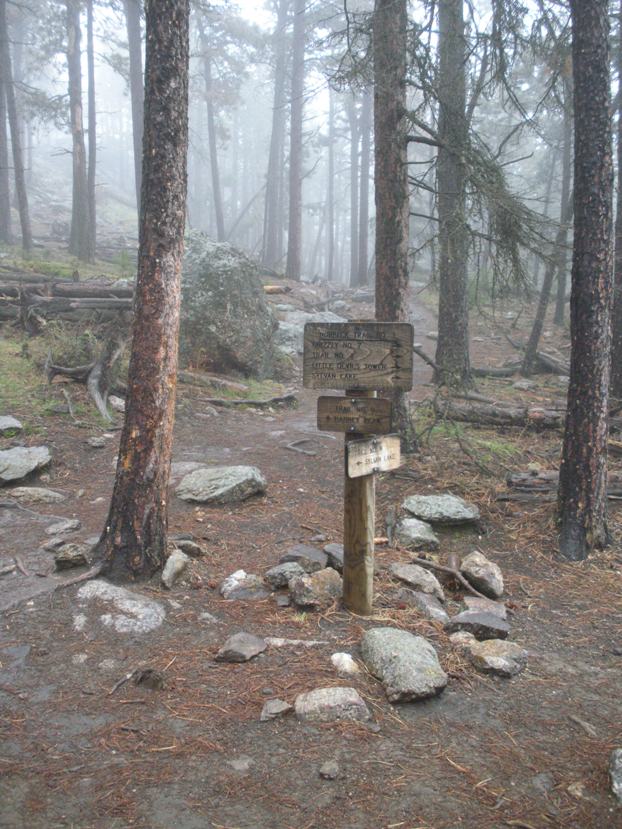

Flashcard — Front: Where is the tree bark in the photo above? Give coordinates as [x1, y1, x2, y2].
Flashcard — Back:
[558, 0, 613, 561]
[0, 77, 10, 243]
[357, 87, 372, 286]
[123, 0, 144, 213]
[66, 0, 93, 262]
[95, 0, 189, 579]
[86, 0, 96, 260]
[346, 93, 359, 286]
[434, 0, 470, 388]
[0, 0, 30, 252]
[198, 20, 225, 242]
[611, 0, 622, 399]
[373, 0, 416, 451]
[285, 0, 305, 281]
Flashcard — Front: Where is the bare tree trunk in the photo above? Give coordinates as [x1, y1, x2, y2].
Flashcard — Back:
[357, 87, 372, 286]
[285, 0, 305, 281]
[325, 88, 335, 281]
[611, 0, 622, 399]
[533, 146, 558, 290]
[346, 93, 359, 286]
[86, 0, 96, 260]
[198, 20, 225, 242]
[0, 79, 11, 242]
[0, 0, 30, 252]
[373, 0, 416, 451]
[66, 0, 93, 262]
[558, 0, 613, 561]
[434, 0, 470, 388]
[96, 0, 189, 580]
[123, 0, 143, 212]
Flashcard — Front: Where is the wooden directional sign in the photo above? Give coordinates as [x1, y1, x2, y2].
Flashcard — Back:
[303, 322, 414, 391]
[317, 395, 392, 434]
[346, 435, 401, 479]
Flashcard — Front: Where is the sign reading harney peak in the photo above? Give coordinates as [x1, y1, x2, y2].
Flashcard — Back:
[347, 435, 401, 479]
[303, 321, 414, 390]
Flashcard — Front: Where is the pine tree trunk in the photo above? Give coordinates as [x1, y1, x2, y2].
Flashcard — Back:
[0, 0, 30, 252]
[434, 0, 470, 388]
[373, 0, 416, 452]
[66, 0, 92, 262]
[123, 0, 143, 213]
[357, 87, 372, 286]
[96, 0, 189, 579]
[325, 88, 335, 281]
[346, 93, 359, 286]
[285, 0, 304, 281]
[611, 0, 622, 399]
[0, 79, 11, 242]
[558, 0, 613, 561]
[198, 21, 225, 242]
[86, 0, 96, 260]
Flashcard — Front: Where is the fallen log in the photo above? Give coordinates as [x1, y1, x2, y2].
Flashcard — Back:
[434, 397, 565, 429]
[504, 468, 622, 499]
[178, 369, 248, 393]
[201, 391, 297, 409]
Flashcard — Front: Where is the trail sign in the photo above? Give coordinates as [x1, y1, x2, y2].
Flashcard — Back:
[303, 321, 414, 391]
[317, 396, 392, 434]
[346, 435, 401, 479]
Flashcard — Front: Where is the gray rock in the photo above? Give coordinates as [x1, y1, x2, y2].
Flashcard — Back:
[462, 595, 507, 620]
[176, 465, 266, 503]
[180, 232, 278, 377]
[294, 687, 371, 722]
[319, 760, 340, 780]
[276, 594, 291, 608]
[395, 588, 449, 623]
[173, 539, 206, 558]
[467, 639, 527, 677]
[220, 569, 270, 600]
[395, 518, 439, 551]
[512, 379, 535, 391]
[275, 310, 346, 356]
[444, 611, 510, 640]
[279, 544, 327, 572]
[227, 755, 254, 773]
[54, 543, 90, 570]
[389, 562, 445, 602]
[108, 395, 125, 413]
[161, 550, 189, 589]
[402, 493, 480, 525]
[323, 542, 344, 572]
[289, 568, 342, 609]
[6, 487, 66, 504]
[0, 416, 22, 435]
[0, 446, 51, 484]
[76, 580, 165, 634]
[260, 698, 293, 721]
[448, 631, 477, 652]
[610, 749, 622, 804]
[330, 652, 360, 675]
[264, 561, 305, 588]
[460, 551, 504, 599]
[216, 632, 267, 663]
[45, 518, 81, 536]
[361, 627, 448, 703]
[86, 436, 106, 449]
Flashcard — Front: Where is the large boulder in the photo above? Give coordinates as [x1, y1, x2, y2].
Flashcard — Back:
[275, 310, 347, 356]
[180, 233, 278, 377]
[176, 465, 266, 504]
[402, 494, 480, 525]
[0, 446, 51, 484]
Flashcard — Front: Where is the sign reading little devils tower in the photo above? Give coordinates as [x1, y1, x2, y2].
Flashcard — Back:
[303, 321, 414, 616]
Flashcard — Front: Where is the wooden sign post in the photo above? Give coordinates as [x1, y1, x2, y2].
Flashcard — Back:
[303, 321, 414, 615]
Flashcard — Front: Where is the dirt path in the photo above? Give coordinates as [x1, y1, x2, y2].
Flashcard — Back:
[1, 292, 621, 828]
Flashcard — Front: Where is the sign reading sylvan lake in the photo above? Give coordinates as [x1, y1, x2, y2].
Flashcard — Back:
[347, 435, 401, 479]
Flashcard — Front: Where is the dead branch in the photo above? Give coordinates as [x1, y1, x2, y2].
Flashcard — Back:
[178, 370, 248, 393]
[284, 438, 317, 456]
[407, 555, 491, 600]
[201, 392, 297, 409]
[412, 344, 438, 371]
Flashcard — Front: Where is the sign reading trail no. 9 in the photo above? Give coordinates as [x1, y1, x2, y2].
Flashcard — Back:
[302, 322, 414, 391]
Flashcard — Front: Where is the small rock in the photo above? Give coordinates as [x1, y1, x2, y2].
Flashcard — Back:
[54, 543, 90, 571]
[294, 687, 371, 722]
[530, 771, 554, 796]
[109, 395, 125, 413]
[133, 668, 165, 690]
[389, 563, 445, 602]
[310, 533, 327, 542]
[279, 544, 328, 572]
[426, 331, 438, 341]
[444, 610, 510, 640]
[220, 569, 270, 600]
[402, 493, 479, 525]
[462, 595, 507, 619]
[7, 487, 66, 504]
[449, 631, 477, 652]
[361, 627, 448, 703]
[264, 561, 305, 588]
[289, 568, 342, 610]
[323, 542, 344, 572]
[276, 594, 291, 608]
[609, 749, 622, 804]
[161, 550, 189, 589]
[227, 755, 253, 773]
[174, 539, 207, 557]
[395, 588, 449, 623]
[176, 465, 266, 503]
[0, 416, 22, 436]
[467, 639, 528, 677]
[0, 446, 51, 484]
[260, 698, 293, 721]
[215, 632, 267, 662]
[512, 379, 534, 391]
[45, 518, 81, 536]
[394, 518, 439, 551]
[331, 652, 360, 675]
[319, 760, 340, 780]
[460, 551, 504, 599]
[199, 612, 220, 624]
[86, 436, 106, 449]
[43, 536, 73, 552]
